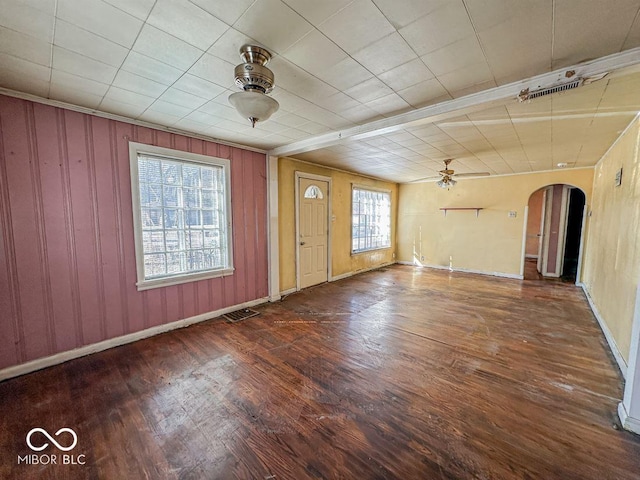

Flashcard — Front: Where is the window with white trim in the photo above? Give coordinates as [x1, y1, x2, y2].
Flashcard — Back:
[352, 186, 391, 253]
[129, 142, 233, 290]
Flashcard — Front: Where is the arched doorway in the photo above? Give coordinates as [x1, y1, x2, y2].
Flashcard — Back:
[523, 184, 586, 282]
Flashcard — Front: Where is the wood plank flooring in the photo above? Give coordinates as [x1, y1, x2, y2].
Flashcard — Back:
[1, 265, 639, 479]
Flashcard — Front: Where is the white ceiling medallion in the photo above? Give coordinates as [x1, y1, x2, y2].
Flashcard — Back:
[229, 45, 280, 128]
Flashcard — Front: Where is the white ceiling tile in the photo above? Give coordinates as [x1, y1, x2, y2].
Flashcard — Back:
[400, 1, 475, 55]
[198, 100, 240, 120]
[138, 110, 183, 125]
[283, 30, 348, 77]
[319, 0, 395, 54]
[313, 91, 361, 113]
[297, 121, 332, 134]
[172, 74, 226, 100]
[315, 56, 374, 91]
[553, 0, 640, 69]
[269, 111, 309, 127]
[234, 0, 314, 53]
[50, 69, 110, 97]
[185, 109, 226, 125]
[0, 0, 54, 41]
[398, 78, 450, 107]
[188, 53, 236, 89]
[52, 46, 118, 83]
[49, 84, 104, 108]
[365, 93, 412, 116]
[353, 32, 417, 75]
[120, 52, 184, 85]
[146, 99, 193, 117]
[0, 26, 50, 66]
[0, 53, 51, 96]
[133, 24, 204, 71]
[268, 57, 339, 102]
[451, 80, 498, 98]
[57, 0, 143, 47]
[157, 87, 209, 109]
[437, 61, 494, 94]
[99, 98, 149, 117]
[344, 77, 394, 103]
[146, 0, 228, 50]
[421, 36, 486, 77]
[112, 70, 168, 97]
[54, 20, 129, 68]
[103, 0, 156, 20]
[102, 86, 156, 108]
[339, 104, 384, 123]
[174, 118, 216, 134]
[372, 0, 448, 29]
[377, 58, 435, 91]
[623, 10, 640, 49]
[190, 0, 255, 26]
[207, 28, 259, 65]
[282, 0, 353, 24]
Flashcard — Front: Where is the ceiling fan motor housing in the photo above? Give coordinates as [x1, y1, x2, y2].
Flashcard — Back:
[234, 45, 275, 94]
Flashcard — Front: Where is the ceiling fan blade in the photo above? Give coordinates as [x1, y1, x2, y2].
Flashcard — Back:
[408, 175, 442, 183]
[453, 172, 491, 178]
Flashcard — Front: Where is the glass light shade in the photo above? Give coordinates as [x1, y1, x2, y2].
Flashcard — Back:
[228, 91, 279, 126]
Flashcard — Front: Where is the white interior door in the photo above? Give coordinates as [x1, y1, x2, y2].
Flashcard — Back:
[298, 177, 329, 289]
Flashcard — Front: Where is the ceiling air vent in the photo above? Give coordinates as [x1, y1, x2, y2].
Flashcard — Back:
[518, 78, 583, 102]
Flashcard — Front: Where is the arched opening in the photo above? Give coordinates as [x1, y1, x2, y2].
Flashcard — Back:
[523, 184, 586, 283]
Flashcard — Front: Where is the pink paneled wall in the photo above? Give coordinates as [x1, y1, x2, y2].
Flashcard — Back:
[0, 95, 269, 370]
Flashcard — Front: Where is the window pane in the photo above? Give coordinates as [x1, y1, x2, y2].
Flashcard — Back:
[135, 152, 230, 282]
[351, 188, 391, 253]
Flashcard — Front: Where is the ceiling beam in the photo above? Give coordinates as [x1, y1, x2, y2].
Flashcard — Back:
[269, 47, 640, 158]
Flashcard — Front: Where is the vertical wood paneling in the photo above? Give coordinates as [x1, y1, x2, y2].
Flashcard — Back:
[4, 101, 49, 361]
[64, 110, 102, 346]
[0, 95, 269, 370]
[32, 103, 76, 353]
[0, 99, 23, 367]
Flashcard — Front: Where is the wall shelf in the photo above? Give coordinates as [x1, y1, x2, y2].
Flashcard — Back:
[440, 207, 483, 217]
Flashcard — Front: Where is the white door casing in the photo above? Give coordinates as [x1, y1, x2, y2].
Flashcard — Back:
[296, 173, 330, 290]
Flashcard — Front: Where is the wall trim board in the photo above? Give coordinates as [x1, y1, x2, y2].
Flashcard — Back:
[618, 402, 640, 435]
[330, 261, 397, 282]
[578, 283, 628, 378]
[525, 254, 539, 259]
[0, 89, 267, 154]
[397, 261, 523, 280]
[403, 166, 595, 184]
[0, 297, 268, 382]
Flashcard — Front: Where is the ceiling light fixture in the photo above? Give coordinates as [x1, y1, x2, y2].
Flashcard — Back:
[436, 176, 456, 189]
[229, 45, 279, 128]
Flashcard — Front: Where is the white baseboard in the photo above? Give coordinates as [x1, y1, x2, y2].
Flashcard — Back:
[0, 296, 268, 382]
[619, 402, 640, 434]
[397, 261, 523, 280]
[279, 287, 297, 296]
[579, 283, 627, 378]
[330, 261, 396, 282]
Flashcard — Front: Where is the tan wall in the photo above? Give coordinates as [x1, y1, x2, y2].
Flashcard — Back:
[278, 157, 398, 292]
[582, 117, 640, 363]
[525, 188, 544, 257]
[397, 168, 594, 276]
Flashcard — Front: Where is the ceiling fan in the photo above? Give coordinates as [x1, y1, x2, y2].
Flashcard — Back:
[412, 159, 490, 188]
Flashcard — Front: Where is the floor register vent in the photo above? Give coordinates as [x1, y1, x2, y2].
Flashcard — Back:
[223, 308, 260, 323]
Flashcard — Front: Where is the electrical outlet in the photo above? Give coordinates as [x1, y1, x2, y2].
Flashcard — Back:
[421, 256, 425, 261]
[508, 210, 517, 218]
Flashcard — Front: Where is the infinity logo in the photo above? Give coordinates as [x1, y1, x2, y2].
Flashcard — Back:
[26, 428, 77, 452]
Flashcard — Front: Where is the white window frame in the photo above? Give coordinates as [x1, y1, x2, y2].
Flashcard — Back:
[129, 142, 234, 291]
[351, 184, 392, 254]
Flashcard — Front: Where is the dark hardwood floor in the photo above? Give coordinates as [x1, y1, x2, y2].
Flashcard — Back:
[1, 265, 639, 479]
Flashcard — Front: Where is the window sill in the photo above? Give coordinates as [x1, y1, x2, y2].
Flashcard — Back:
[351, 246, 391, 255]
[136, 267, 235, 291]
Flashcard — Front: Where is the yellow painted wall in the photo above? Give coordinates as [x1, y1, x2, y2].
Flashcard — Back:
[397, 168, 594, 276]
[278, 157, 398, 292]
[582, 117, 640, 363]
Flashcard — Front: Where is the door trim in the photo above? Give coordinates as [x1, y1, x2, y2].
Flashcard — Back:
[294, 171, 332, 291]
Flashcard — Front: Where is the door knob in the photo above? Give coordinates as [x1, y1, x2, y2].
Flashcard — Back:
[300, 241, 306, 245]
